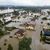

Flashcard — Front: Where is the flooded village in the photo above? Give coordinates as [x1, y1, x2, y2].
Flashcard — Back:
[0, 7, 50, 50]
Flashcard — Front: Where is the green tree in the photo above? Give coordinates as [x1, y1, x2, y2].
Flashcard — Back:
[42, 17, 47, 20]
[13, 10, 19, 16]
[18, 17, 20, 19]
[19, 37, 32, 50]
[0, 20, 3, 28]
[0, 29, 4, 36]
[7, 44, 13, 50]
[0, 47, 1, 50]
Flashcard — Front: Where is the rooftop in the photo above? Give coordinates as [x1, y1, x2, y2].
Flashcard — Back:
[0, 9, 14, 14]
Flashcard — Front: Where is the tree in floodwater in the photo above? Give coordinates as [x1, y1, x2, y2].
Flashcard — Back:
[7, 44, 13, 50]
[13, 10, 19, 16]
[19, 37, 32, 50]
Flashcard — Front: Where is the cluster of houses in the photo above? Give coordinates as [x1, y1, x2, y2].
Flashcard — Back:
[1, 7, 50, 50]
[0, 8, 50, 42]
[40, 9, 50, 43]
[0, 8, 14, 24]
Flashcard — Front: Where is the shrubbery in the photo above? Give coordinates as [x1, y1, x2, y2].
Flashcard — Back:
[19, 37, 32, 50]
[42, 17, 47, 20]
[7, 44, 13, 50]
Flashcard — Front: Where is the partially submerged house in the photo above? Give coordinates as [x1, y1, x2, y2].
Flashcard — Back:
[0, 8, 14, 24]
[3, 17, 12, 23]
[23, 22, 35, 30]
[0, 8, 14, 17]
[33, 13, 41, 17]
[41, 9, 50, 16]
[14, 29, 25, 37]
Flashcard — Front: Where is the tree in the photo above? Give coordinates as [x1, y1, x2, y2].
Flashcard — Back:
[0, 29, 4, 36]
[13, 10, 19, 16]
[7, 44, 13, 50]
[40, 31, 42, 37]
[19, 37, 32, 50]
[0, 47, 1, 50]
[18, 17, 20, 19]
[0, 20, 3, 28]
[42, 17, 47, 20]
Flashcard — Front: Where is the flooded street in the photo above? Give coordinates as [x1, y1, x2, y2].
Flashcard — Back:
[32, 18, 50, 50]
[0, 16, 50, 50]
[6, 16, 31, 27]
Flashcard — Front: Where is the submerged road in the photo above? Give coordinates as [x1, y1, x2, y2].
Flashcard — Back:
[32, 18, 50, 50]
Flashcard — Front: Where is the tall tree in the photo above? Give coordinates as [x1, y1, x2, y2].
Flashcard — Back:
[13, 10, 19, 16]
[7, 44, 13, 50]
[19, 37, 32, 50]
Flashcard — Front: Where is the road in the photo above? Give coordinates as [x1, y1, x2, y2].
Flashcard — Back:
[32, 18, 50, 50]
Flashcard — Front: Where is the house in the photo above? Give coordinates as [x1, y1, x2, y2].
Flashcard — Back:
[25, 24, 35, 30]
[33, 13, 41, 17]
[1, 17, 12, 25]
[19, 10, 27, 16]
[25, 26, 34, 30]
[41, 9, 50, 16]
[14, 29, 25, 37]
[24, 22, 35, 30]
[0, 8, 14, 17]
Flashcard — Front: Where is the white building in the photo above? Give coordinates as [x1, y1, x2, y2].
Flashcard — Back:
[4, 17, 11, 22]
[33, 13, 41, 17]
[41, 9, 50, 16]
[0, 8, 14, 17]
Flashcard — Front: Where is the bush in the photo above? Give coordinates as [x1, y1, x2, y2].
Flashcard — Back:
[42, 35, 46, 42]
[4, 43, 7, 46]
[19, 37, 32, 50]
[40, 31, 42, 37]
[0, 47, 1, 50]
[18, 17, 20, 19]
[0, 29, 4, 36]
[7, 44, 13, 50]
[42, 17, 47, 20]
[40, 34, 46, 42]
[13, 10, 19, 16]
[47, 23, 50, 25]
